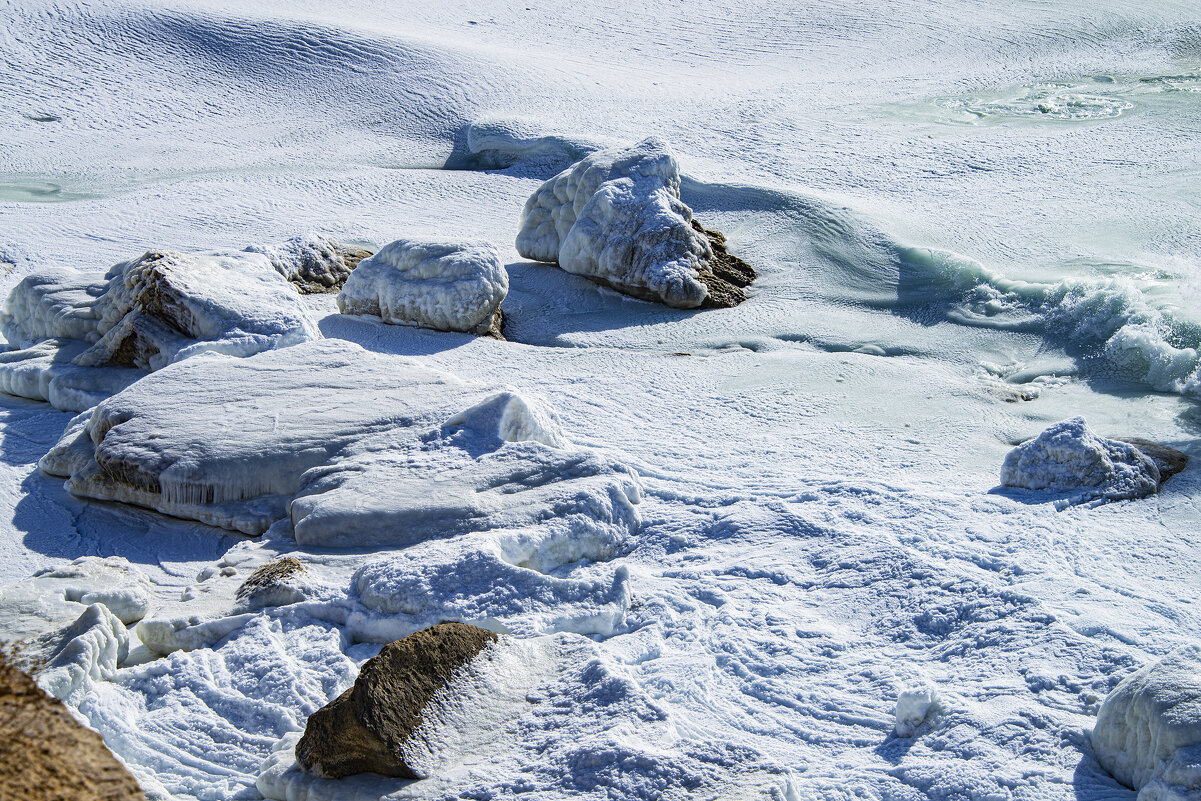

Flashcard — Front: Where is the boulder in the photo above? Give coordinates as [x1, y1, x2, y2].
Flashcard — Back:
[1092, 647, 1201, 797]
[515, 137, 754, 309]
[0, 644, 145, 801]
[337, 238, 508, 337]
[1000, 417, 1180, 501]
[295, 622, 499, 779]
[246, 234, 372, 293]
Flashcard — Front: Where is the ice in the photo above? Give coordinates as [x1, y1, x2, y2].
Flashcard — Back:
[1091, 647, 1201, 797]
[41, 340, 475, 534]
[516, 138, 723, 308]
[337, 238, 507, 336]
[35, 602, 129, 705]
[0, 556, 152, 641]
[893, 685, 940, 737]
[1000, 416, 1162, 502]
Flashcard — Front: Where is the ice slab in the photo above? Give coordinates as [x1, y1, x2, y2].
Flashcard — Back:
[337, 238, 507, 336]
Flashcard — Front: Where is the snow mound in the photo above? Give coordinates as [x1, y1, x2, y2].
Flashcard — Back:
[35, 603, 129, 705]
[894, 685, 940, 737]
[0, 556, 152, 641]
[1000, 417, 1162, 501]
[246, 234, 373, 293]
[1092, 646, 1201, 797]
[347, 546, 633, 641]
[443, 390, 567, 448]
[40, 340, 474, 534]
[0, 247, 323, 411]
[516, 138, 753, 309]
[337, 238, 507, 336]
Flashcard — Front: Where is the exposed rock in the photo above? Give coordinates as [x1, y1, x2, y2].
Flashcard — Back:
[0, 643, 145, 801]
[247, 234, 373, 293]
[1115, 437, 1189, 484]
[296, 622, 499, 779]
[1092, 646, 1201, 797]
[515, 138, 755, 309]
[1000, 417, 1163, 502]
[337, 238, 508, 337]
[235, 557, 307, 610]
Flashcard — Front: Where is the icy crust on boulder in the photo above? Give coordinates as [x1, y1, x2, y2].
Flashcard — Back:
[0, 556, 152, 641]
[516, 138, 723, 309]
[0, 245, 324, 410]
[289, 391, 641, 549]
[337, 238, 508, 336]
[1091, 647, 1201, 798]
[246, 234, 373, 293]
[40, 340, 473, 535]
[1000, 417, 1162, 502]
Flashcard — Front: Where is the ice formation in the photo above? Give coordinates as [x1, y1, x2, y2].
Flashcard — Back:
[1000, 417, 1163, 501]
[1091, 647, 1201, 797]
[0, 245, 323, 411]
[337, 238, 508, 336]
[0, 556, 152, 641]
[893, 685, 940, 737]
[245, 234, 373, 293]
[515, 138, 754, 308]
[35, 603, 129, 705]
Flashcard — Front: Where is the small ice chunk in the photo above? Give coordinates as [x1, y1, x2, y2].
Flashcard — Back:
[1092, 646, 1201, 795]
[894, 685, 940, 737]
[1000, 417, 1161, 501]
[337, 238, 507, 336]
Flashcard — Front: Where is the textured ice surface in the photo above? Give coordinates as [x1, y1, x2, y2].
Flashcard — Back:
[1000, 417, 1162, 501]
[1092, 647, 1201, 797]
[41, 340, 472, 534]
[0, 556, 152, 640]
[516, 138, 717, 308]
[338, 238, 507, 335]
[36, 602, 129, 705]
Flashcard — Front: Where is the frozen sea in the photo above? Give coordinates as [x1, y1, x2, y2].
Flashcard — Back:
[0, 0, 1199, 799]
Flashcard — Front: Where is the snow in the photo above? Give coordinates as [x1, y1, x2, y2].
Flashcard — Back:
[1091, 647, 1201, 797]
[36, 602, 129, 705]
[516, 138, 717, 308]
[0, 555, 152, 641]
[1000, 416, 1162, 502]
[893, 685, 940, 738]
[338, 238, 507, 335]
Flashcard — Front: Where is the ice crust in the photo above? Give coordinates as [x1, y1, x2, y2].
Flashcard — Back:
[0, 556, 152, 641]
[36, 603, 129, 706]
[0, 246, 323, 411]
[338, 239, 508, 335]
[516, 138, 716, 308]
[1092, 647, 1201, 798]
[1000, 417, 1162, 501]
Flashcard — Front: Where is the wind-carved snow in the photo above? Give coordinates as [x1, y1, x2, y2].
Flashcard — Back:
[1092, 647, 1201, 799]
[337, 238, 507, 336]
[1000, 417, 1162, 502]
[516, 138, 748, 309]
[0, 243, 326, 411]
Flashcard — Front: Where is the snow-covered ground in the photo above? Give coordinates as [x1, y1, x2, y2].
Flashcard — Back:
[1, 0, 1198, 799]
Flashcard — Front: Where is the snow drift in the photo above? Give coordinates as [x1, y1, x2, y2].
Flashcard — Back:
[337, 238, 507, 337]
[515, 138, 754, 308]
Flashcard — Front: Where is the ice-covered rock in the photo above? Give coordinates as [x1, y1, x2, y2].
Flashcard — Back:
[337, 238, 508, 337]
[235, 557, 310, 611]
[245, 234, 373, 293]
[0, 644, 146, 801]
[295, 622, 500, 779]
[515, 138, 755, 308]
[41, 340, 473, 535]
[894, 685, 940, 737]
[0, 246, 323, 411]
[0, 556, 153, 641]
[1000, 417, 1164, 501]
[1091, 646, 1201, 797]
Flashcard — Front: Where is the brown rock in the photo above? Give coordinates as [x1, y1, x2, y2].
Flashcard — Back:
[0, 643, 145, 801]
[1115, 438, 1190, 485]
[691, 220, 756, 309]
[296, 622, 498, 779]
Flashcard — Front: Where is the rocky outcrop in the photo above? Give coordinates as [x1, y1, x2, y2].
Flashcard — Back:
[0, 644, 145, 801]
[235, 557, 308, 610]
[247, 234, 373, 293]
[295, 622, 498, 779]
[515, 138, 755, 309]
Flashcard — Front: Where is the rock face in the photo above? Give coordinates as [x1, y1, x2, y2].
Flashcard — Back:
[1000, 417, 1181, 501]
[295, 622, 499, 779]
[1092, 647, 1201, 797]
[0, 644, 146, 801]
[515, 138, 755, 309]
[338, 238, 508, 337]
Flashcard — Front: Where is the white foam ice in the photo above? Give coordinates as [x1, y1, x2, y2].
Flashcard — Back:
[35, 602, 129, 706]
[337, 238, 507, 335]
[1000, 416, 1161, 502]
[516, 138, 717, 308]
